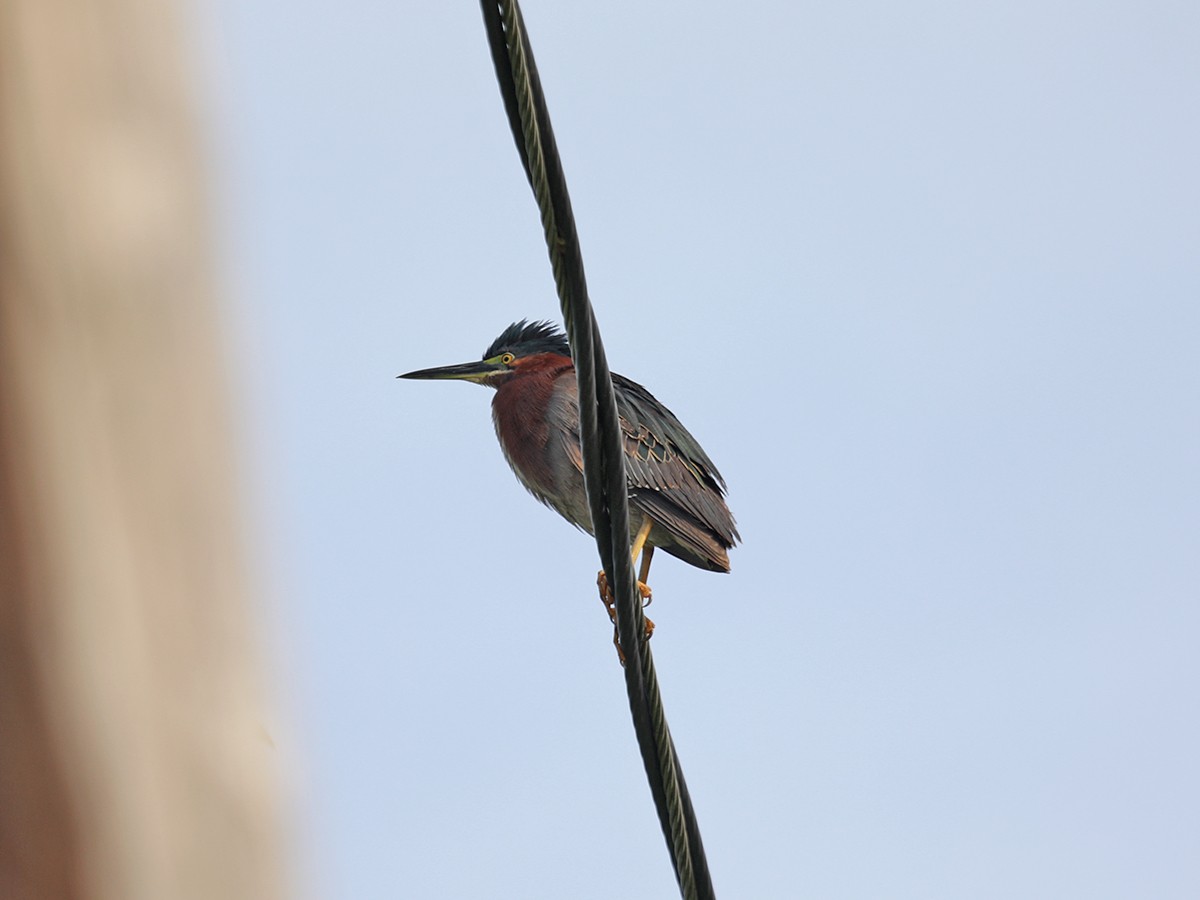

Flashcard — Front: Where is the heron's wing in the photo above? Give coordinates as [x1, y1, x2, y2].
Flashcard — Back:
[557, 371, 739, 563]
[612, 374, 739, 549]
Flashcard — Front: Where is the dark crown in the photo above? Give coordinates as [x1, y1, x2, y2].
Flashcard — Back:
[484, 320, 571, 360]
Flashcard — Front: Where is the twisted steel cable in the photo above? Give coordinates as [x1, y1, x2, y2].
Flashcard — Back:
[478, 3, 715, 897]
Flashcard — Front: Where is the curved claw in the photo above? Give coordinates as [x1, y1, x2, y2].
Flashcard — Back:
[596, 569, 655, 665]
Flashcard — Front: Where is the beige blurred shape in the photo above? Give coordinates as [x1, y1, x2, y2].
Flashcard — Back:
[0, 1, 287, 898]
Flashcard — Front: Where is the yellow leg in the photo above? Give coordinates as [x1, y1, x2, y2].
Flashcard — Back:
[638, 545, 655, 605]
[630, 515, 653, 567]
[631, 515, 654, 604]
[596, 515, 658, 664]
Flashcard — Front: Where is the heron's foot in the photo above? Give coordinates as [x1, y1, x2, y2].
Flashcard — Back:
[642, 614, 656, 639]
[596, 570, 653, 613]
[609, 614, 655, 666]
[596, 568, 614, 616]
[596, 570, 656, 666]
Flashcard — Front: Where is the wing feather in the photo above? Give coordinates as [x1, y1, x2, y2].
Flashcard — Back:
[558, 371, 740, 570]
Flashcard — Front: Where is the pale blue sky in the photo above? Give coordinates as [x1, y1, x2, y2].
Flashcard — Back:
[202, 2, 1198, 897]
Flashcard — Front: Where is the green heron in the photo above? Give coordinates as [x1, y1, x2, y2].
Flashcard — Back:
[399, 321, 738, 625]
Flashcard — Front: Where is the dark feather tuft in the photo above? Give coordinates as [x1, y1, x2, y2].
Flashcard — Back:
[484, 320, 570, 360]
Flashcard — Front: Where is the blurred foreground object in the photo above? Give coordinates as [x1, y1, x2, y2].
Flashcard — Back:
[0, 2, 285, 899]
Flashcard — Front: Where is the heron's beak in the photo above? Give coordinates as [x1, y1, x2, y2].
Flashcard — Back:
[397, 359, 505, 384]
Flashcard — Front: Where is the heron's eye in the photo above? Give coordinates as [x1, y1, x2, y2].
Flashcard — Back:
[500, 352, 516, 366]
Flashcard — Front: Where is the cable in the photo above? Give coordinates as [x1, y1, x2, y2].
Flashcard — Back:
[478, 4, 716, 897]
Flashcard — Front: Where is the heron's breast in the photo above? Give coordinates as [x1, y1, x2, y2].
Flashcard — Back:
[491, 372, 589, 528]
